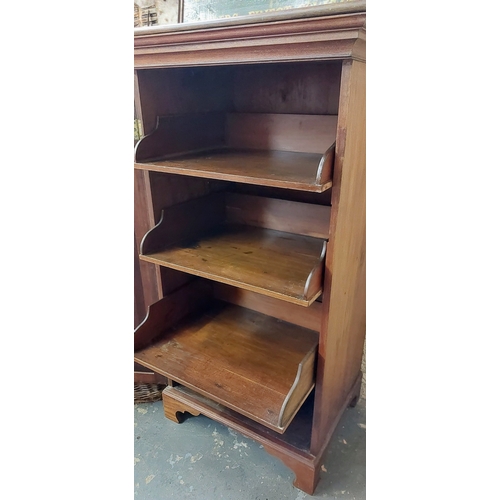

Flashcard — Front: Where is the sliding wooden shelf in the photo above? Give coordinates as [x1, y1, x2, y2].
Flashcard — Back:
[141, 229, 326, 307]
[135, 147, 333, 192]
[134, 112, 337, 193]
[134, 289, 318, 434]
[140, 192, 328, 306]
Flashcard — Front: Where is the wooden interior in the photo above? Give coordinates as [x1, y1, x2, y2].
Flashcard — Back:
[134, 4, 365, 494]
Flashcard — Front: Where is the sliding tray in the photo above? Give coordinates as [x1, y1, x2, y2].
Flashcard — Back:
[139, 192, 328, 307]
[134, 281, 319, 434]
[134, 112, 337, 193]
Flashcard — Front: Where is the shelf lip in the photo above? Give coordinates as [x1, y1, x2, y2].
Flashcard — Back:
[141, 252, 323, 306]
[134, 300, 319, 433]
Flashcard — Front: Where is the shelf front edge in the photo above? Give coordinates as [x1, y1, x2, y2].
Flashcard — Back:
[139, 253, 322, 307]
[134, 355, 312, 434]
[134, 161, 332, 193]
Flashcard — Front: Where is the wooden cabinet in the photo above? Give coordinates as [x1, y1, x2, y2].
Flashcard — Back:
[134, 3, 366, 494]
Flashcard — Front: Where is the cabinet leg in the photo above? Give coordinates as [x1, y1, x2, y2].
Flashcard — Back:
[262, 445, 320, 495]
[162, 390, 201, 423]
[291, 462, 320, 496]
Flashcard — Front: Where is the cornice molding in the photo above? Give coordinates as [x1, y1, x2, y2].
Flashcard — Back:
[134, 9, 366, 68]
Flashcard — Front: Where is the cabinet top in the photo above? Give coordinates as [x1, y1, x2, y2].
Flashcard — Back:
[134, 1, 366, 69]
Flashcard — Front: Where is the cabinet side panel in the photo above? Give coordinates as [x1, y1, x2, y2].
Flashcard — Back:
[134, 235, 146, 328]
[148, 172, 219, 221]
[311, 60, 366, 455]
[148, 173, 227, 297]
[135, 67, 234, 135]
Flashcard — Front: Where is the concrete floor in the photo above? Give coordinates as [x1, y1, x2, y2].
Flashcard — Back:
[134, 398, 366, 499]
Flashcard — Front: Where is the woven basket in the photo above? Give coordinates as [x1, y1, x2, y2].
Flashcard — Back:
[134, 383, 166, 403]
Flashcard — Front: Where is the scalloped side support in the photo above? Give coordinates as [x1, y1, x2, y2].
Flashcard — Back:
[139, 192, 226, 255]
[134, 279, 212, 352]
[302, 241, 327, 305]
[316, 141, 336, 187]
[278, 345, 317, 430]
[134, 112, 226, 163]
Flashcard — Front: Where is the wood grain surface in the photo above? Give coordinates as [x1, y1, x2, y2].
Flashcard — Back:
[311, 59, 366, 455]
[133, 6, 366, 494]
[136, 148, 332, 192]
[141, 223, 326, 306]
[135, 300, 318, 432]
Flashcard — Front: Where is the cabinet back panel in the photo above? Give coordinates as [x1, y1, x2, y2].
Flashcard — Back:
[160, 268, 196, 298]
[136, 62, 342, 136]
[213, 283, 322, 333]
[232, 62, 342, 115]
[149, 171, 224, 223]
[225, 193, 331, 240]
[230, 184, 332, 207]
[146, 189, 330, 245]
[226, 113, 337, 154]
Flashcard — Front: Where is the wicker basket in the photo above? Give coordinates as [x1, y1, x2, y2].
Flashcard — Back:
[134, 383, 166, 403]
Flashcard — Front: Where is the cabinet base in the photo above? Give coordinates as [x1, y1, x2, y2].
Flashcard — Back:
[161, 372, 362, 495]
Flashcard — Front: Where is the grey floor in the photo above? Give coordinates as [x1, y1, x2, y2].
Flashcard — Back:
[134, 398, 366, 499]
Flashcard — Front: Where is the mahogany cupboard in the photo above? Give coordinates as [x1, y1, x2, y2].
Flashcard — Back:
[133, 2, 366, 494]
